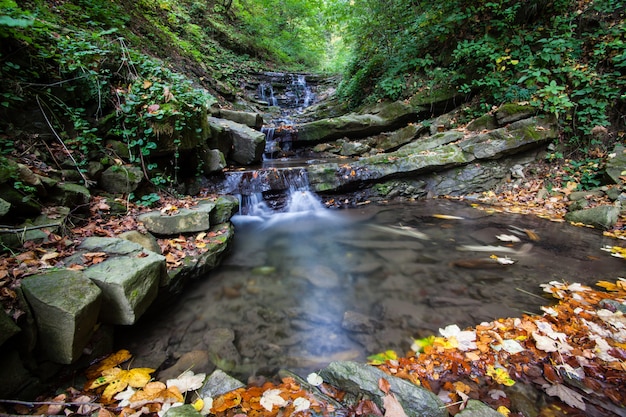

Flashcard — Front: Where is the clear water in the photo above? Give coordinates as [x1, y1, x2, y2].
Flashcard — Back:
[120, 199, 625, 381]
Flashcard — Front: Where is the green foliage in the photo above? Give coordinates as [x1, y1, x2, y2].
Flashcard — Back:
[335, 0, 625, 154]
[562, 158, 604, 190]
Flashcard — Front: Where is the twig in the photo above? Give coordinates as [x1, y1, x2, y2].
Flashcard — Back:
[0, 399, 98, 407]
[515, 287, 547, 300]
[0, 223, 60, 234]
[35, 95, 91, 188]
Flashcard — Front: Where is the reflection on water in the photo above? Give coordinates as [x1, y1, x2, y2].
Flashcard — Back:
[120, 199, 625, 380]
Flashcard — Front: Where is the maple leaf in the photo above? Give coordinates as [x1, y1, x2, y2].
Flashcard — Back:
[543, 384, 586, 410]
[87, 367, 155, 402]
[260, 388, 287, 411]
[166, 370, 206, 393]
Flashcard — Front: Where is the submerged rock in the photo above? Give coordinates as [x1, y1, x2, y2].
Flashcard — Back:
[319, 361, 446, 417]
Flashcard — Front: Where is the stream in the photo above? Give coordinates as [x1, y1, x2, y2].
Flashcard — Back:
[119, 196, 625, 381]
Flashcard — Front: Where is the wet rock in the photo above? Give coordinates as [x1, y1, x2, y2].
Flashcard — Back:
[163, 404, 201, 417]
[503, 382, 543, 417]
[564, 204, 620, 229]
[467, 114, 498, 131]
[159, 350, 213, 381]
[292, 264, 341, 288]
[204, 328, 241, 372]
[342, 311, 381, 333]
[209, 196, 239, 224]
[77, 237, 166, 325]
[99, 165, 143, 194]
[118, 230, 162, 254]
[340, 141, 370, 156]
[21, 270, 102, 364]
[455, 400, 503, 416]
[319, 361, 446, 417]
[199, 369, 245, 399]
[138, 202, 215, 235]
[374, 123, 428, 151]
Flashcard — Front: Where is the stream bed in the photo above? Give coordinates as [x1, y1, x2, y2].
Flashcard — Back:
[118, 199, 625, 381]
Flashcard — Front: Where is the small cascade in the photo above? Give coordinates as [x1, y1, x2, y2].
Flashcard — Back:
[221, 167, 324, 217]
[287, 74, 314, 111]
[258, 82, 278, 106]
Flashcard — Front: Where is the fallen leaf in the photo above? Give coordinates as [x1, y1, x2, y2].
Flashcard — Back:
[259, 388, 286, 411]
[381, 391, 408, 417]
[87, 367, 155, 402]
[86, 349, 133, 379]
[543, 384, 586, 410]
[166, 370, 206, 393]
[378, 378, 391, 394]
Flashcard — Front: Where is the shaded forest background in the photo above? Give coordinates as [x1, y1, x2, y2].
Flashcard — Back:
[0, 0, 625, 197]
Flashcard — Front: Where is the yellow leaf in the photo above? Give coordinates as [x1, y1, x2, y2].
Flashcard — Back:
[142, 79, 153, 89]
[497, 405, 511, 416]
[367, 350, 398, 365]
[86, 349, 133, 379]
[192, 398, 204, 412]
[88, 367, 155, 403]
[486, 365, 515, 386]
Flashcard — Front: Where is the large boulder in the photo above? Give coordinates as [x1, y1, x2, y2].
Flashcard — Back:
[213, 108, 263, 129]
[307, 115, 558, 192]
[564, 205, 621, 229]
[296, 101, 418, 143]
[74, 237, 166, 325]
[99, 165, 143, 194]
[138, 201, 215, 235]
[207, 117, 265, 165]
[21, 270, 102, 364]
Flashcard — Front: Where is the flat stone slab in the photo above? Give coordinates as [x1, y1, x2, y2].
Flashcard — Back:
[77, 237, 166, 325]
[21, 270, 102, 364]
[138, 202, 215, 235]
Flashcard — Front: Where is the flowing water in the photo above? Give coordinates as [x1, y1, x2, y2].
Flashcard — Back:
[120, 196, 625, 380]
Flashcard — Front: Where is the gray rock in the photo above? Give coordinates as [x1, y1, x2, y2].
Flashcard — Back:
[374, 123, 428, 151]
[21, 270, 102, 364]
[216, 109, 263, 129]
[199, 369, 245, 399]
[0, 197, 10, 217]
[163, 404, 202, 417]
[166, 222, 234, 285]
[297, 101, 417, 142]
[138, 202, 215, 235]
[494, 103, 536, 125]
[605, 144, 626, 185]
[50, 182, 91, 208]
[209, 196, 239, 224]
[342, 311, 380, 333]
[340, 141, 370, 156]
[203, 328, 241, 372]
[319, 361, 446, 417]
[456, 400, 503, 417]
[99, 165, 143, 194]
[118, 230, 162, 254]
[568, 190, 604, 201]
[467, 114, 498, 132]
[199, 148, 226, 174]
[207, 117, 265, 165]
[564, 205, 621, 229]
[78, 237, 166, 325]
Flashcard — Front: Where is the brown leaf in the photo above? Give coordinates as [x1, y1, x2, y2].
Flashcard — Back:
[382, 393, 408, 417]
[378, 377, 391, 395]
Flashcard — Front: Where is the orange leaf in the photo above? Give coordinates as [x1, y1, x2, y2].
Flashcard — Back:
[86, 349, 132, 379]
[129, 381, 183, 408]
[378, 378, 391, 395]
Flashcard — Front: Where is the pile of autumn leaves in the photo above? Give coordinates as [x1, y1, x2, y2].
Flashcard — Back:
[10, 278, 624, 417]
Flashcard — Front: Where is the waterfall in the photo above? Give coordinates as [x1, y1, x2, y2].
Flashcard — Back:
[221, 168, 324, 217]
[258, 82, 278, 106]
